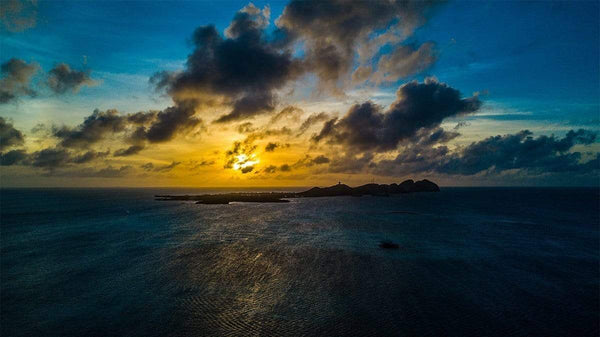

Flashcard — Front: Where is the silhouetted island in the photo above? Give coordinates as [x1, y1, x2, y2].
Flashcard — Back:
[155, 179, 439, 204]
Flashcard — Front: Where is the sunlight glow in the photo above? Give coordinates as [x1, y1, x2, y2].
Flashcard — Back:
[232, 154, 259, 170]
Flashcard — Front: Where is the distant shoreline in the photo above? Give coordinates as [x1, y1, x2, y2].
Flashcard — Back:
[155, 179, 440, 204]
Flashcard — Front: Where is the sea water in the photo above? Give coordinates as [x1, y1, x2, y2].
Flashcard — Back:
[1, 187, 598, 336]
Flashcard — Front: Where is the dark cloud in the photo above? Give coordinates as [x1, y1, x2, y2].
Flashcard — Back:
[144, 101, 203, 143]
[52, 102, 201, 152]
[47, 63, 96, 94]
[53, 109, 126, 148]
[297, 112, 330, 135]
[439, 129, 598, 175]
[82, 165, 132, 178]
[328, 152, 375, 173]
[312, 155, 330, 164]
[241, 165, 254, 173]
[237, 122, 256, 134]
[261, 154, 331, 174]
[313, 78, 481, 152]
[264, 142, 289, 152]
[453, 121, 470, 130]
[141, 161, 181, 172]
[0, 149, 28, 166]
[71, 150, 109, 164]
[152, 4, 302, 123]
[0, 116, 25, 150]
[44, 165, 133, 178]
[269, 105, 302, 123]
[276, 0, 437, 93]
[265, 142, 279, 152]
[153, 161, 181, 172]
[140, 162, 154, 171]
[127, 111, 157, 124]
[414, 127, 461, 146]
[113, 145, 144, 157]
[187, 159, 215, 170]
[263, 165, 277, 173]
[214, 92, 276, 123]
[0, 58, 38, 103]
[0, 0, 37, 32]
[29, 147, 72, 168]
[0, 147, 109, 168]
[374, 129, 599, 176]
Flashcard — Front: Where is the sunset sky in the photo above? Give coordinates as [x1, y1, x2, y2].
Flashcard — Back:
[1, 0, 598, 187]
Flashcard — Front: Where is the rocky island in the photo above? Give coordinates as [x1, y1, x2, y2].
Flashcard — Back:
[155, 179, 439, 204]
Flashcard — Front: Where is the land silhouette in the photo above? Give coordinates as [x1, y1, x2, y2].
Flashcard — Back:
[156, 179, 439, 204]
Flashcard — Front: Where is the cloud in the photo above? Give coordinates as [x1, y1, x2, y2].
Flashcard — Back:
[153, 161, 181, 172]
[0, 0, 37, 32]
[240, 165, 254, 173]
[53, 109, 126, 148]
[269, 105, 302, 124]
[0, 149, 28, 166]
[187, 159, 215, 170]
[279, 163, 291, 172]
[71, 150, 109, 164]
[371, 42, 437, 83]
[140, 162, 154, 171]
[312, 78, 481, 152]
[44, 165, 133, 178]
[0, 147, 109, 168]
[51, 103, 201, 154]
[0, 117, 25, 150]
[260, 153, 331, 175]
[113, 145, 144, 157]
[224, 140, 257, 170]
[236, 122, 256, 134]
[275, 0, 437, 93]
[141, 161, 182, 173]
[151, 4, 302, 123]
[29, 147, 72, 168]
[297, 112, 330, 135]
[144, 101, 203, 142]
[264, 142, 289, 152]
[265, 142, 279, 152]
[374, 129, 599, 176]
[0, 58, 38, 103]
[328, 152, 375, 173]
[312, 154, 330, 164]
[47, 63, 96, 94]
[438, 129, 598, 175]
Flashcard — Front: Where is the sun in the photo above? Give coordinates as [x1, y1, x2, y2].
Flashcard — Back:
[232, 153, 259, 171]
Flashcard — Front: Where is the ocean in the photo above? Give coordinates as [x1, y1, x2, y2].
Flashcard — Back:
[1, 187, 598, 337]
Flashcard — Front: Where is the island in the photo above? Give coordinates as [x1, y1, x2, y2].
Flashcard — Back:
[155, 179, 439, 204]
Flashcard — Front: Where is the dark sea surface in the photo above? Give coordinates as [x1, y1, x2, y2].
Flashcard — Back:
[1, 187, 598, 337]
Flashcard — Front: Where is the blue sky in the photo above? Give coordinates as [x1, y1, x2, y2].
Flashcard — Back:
[3, 0, 598, 123]
[0, 0, 598, 186]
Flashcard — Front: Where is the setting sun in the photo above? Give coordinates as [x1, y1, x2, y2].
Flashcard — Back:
[232, 154, 259, 172]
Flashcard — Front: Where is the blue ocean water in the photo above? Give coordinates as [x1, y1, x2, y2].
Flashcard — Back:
[1, 187, 598, 337]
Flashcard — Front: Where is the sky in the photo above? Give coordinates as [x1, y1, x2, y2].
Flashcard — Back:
[0, 0, 598, 187]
